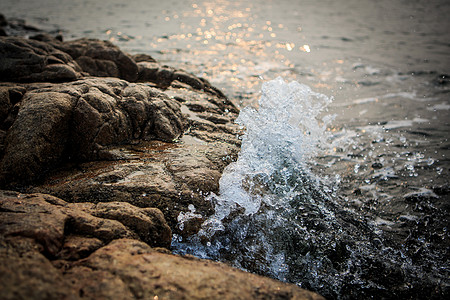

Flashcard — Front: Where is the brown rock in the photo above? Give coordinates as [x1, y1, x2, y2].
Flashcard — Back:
[0, 36, 140, 83]
[135, 59, 230, 100]
[33, 122, 240, 231]
[75, 55, 120, 78]
[30, 32, 64, 43]
[0, 190, 171, 252]
[31, 141, 234, 230]
[0, 90, 75, 185]
[0, 191, 68, 257]
[76, 201, 172, 248]
[0, 236, 79, 300]
[173, 70, 205, 90]
[0, 37, 82, 82]
[63, 265, 134, 299]
[74, 238, 325, 300]
[58, 235, 104, 261]
[0, 191, 324, 300]
[132, 53, 157, 63]
[0, 77, 186, 185]
[136, 61, 159, 82]
[55, 38, 139, 82]
[0, 77, 241, 231]
[155, 65, 176, 87]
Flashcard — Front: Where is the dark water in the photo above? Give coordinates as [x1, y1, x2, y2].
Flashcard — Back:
[1, 0, 449, 298]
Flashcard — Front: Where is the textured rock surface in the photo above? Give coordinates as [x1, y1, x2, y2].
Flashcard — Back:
[0, 78, 240, 228]
[0, 191, 171, 251]
[31, 85, 241, 229]
[0, 191, 324, 300]
[0, 35, 241, 230]
[0, 37, 82, 82]
[53, 38, 139, 82]
[0, 77, 187, 185]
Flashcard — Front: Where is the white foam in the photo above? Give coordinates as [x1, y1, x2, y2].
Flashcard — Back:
[199, 77, 334, 236]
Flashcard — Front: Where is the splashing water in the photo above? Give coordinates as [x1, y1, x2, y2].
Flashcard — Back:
[201, 77, 334, 226]
[173, 78, 448, 299]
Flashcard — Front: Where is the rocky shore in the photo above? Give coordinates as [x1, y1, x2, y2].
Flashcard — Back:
[0, 14, 323, 299]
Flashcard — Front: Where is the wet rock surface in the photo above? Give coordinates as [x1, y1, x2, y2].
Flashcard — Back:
[0, 19, 323, 299]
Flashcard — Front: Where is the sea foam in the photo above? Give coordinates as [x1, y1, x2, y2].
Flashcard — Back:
[172, 77, 427, 299]
[173, 77, 338, 280]
[198, 76, 334, 236]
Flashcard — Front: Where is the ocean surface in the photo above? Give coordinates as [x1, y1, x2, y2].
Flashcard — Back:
[1, 0, 449, 298]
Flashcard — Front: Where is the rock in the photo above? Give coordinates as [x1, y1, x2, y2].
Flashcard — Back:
[0, 191, 323, 300]
[0, 36, 138, 82]
[75, 238, 325, 300]
[135, 59, 230, 100]
[0, 77, 186, 185]
[0, 14, 7, 27]
[0, 191, 70, 257]
[136, 61, 160, 82]
[30, 32, 64, 43]
[0, 78, 239, 232]
[58, 235, 104, 261]
[0, 190, 171, 252]
[132, 53, 156, 63]
[173, 70, 205, 90]
[1, 90, 75, 185]
[0, 80, 238, 231]
[0, 236, 79, 300]
[54, 38, 139, 82]
[0, 37, 82, 82]
[74, 201, 172, 248]
[31, 86, 241, 230]
[0, 52, 240, 229]
[0, 32, 240, 237]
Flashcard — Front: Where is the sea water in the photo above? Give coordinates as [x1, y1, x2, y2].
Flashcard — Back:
[1, 0, 448, 298]
[173, 77, 446, 298]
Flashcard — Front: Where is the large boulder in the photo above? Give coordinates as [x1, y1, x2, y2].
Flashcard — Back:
[0, 77, 186, 186]
[0, 34, 241, 228]
[0, 30, 242, 238]
[0, 35, 238, 195]
[0, 190, 324, 300]
[31, 85, 241, 230]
